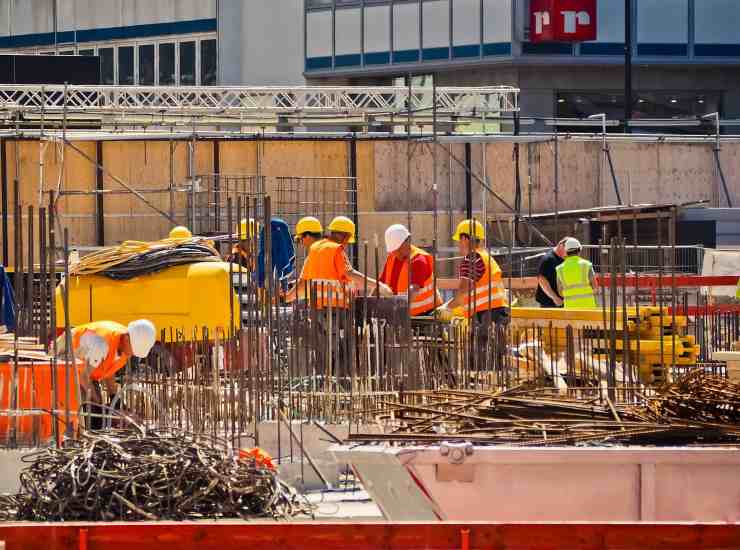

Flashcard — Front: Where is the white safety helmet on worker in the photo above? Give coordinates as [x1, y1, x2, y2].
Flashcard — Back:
[564, 237, 582, 252]
[385, 224, 411, 253]
[77, 332, 109, 368]
[127, 319, 157, 358]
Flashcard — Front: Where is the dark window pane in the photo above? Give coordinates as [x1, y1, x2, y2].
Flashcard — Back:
[99, 47, 114, 85]
[59, 50, 74, 56]
[159, 43, 175, 85]
[118, 46, 134, 85]
[307, 0, 333, 7]
[200, 39, 217, 85]
[179, 41, 195, 86]
[138, 44, 154, 85]
[79, 49, 94, 56]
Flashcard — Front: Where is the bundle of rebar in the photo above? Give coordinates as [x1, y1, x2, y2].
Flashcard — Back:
[347, 371, 740, 447]
[0, 427, 313, 522]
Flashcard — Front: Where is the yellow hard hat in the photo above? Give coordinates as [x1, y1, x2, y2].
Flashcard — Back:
[452, 219, 485, 241]
[169, 226, 192, 239]
[327, 216, 356, 244]
[238, 218, 260, 240]
[295, 216, 323, 241]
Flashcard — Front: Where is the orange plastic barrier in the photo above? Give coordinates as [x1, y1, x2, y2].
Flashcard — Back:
[0, 361, 84, 446]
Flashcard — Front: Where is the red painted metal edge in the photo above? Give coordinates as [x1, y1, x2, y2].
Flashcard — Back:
[0, 522, 738, 550]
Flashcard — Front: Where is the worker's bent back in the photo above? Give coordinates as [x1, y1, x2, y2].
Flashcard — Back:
[556, 256, 597, 308]
[301, 240, 351, 309]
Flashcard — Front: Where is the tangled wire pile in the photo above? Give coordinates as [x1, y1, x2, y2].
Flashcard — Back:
[0, 428, 313, 522]
[71, 239, 222, 280]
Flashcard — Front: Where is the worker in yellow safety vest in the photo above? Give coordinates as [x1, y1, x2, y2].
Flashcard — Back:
[56, 319, 156, 429]
[285, 216, 391, 308]
[555, 238, 598, 309]
[437, 219, 508, 325]
[736, 276, 740, 299]
[380, 224, 442, 316]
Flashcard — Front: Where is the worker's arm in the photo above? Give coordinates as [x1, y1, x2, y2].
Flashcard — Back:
[446, 277, 473, 309]
[283, 279, 307, 303]
[589, 266, 597, 289]
[538, 274, 563, 306]
[347, 269, 393, 297]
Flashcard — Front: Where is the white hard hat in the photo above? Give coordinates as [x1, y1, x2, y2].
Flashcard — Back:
[384, 224, 411, 253]
[77, 332, 109, 368]
[564, 237, 582, 252]
[127, 319, 157, 358]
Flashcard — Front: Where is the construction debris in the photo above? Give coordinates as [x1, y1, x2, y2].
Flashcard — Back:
[0, 427, 313, 522]
[0, 332, 50, 362]
[347, 370, 740, 447]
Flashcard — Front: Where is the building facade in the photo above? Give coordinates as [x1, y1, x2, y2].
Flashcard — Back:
[0, 0, 217, 86]
[293, 0, 740, 128]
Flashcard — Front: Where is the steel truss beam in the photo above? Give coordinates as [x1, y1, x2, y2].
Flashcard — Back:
[0, 85, 518, 127]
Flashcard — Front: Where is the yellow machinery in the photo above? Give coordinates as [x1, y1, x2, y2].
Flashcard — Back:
[55, 262, 242, 342]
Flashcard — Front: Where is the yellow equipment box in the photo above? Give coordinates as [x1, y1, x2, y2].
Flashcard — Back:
[55, 262, 242, 342]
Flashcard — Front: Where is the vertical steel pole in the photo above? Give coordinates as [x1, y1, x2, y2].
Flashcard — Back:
[624, 0, 633, 130]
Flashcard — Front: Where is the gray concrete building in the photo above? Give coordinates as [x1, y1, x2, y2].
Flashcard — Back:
[217, 0, 740, 130]
[0, 0, 217, 86]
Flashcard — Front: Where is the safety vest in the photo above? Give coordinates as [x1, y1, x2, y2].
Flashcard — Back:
[736, 276, 740, 299]
[381, 245, 442, 316]
[556, 256, 597, 309]
[300, 240, 350, 309]
[462, 249, 506, 318]
[72, 320, 131, 381]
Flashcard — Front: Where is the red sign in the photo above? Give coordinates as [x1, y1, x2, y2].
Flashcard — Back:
[530, 0, 597, 43]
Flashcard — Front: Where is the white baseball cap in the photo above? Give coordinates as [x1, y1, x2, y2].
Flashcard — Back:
[564, 237, 582, 252]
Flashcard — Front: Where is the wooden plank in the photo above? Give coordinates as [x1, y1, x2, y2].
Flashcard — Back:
[0, 522, 738, 550]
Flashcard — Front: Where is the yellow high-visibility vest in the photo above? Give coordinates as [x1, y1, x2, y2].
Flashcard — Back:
[556, 256, 597, 309]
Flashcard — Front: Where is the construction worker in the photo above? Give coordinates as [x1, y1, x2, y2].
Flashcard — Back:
[56, 319, 156, 430]
[294, 216, 324, 251]
[437, 219, 508, 325]
[555, 238, 598, 309]
[285, 215, 392, 306]
[168, 226, 192, 240]
[380, 224, 442, 316]
[536, 237, 567, 308]
[226, 218, 260, 271]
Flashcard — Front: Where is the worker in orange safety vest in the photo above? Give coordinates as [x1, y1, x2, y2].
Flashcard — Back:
[56, 319, 156, 430]
[285, 216, 392, 308]
[379, 224, 442, 316]
[436, 219, 509, 326]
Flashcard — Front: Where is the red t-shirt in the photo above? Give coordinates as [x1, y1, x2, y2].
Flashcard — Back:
[382, 253, 432, 294]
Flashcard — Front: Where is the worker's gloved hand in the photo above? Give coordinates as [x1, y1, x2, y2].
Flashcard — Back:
[435, 306, 454, 322]
[378, 283, 394, 298]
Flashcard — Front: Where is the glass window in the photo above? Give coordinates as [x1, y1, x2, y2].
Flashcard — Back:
[79, 48, 94, 56]
[179, 41, 195, 86]
[200, 39, 217, 85]
[118, 46, 134, 85]
[99, 47, 114, 85]
[159, 43, 175, 85]
[307, 0, 333, 8]
[138, 44, 154, 85]
[59, 50, 74, 56]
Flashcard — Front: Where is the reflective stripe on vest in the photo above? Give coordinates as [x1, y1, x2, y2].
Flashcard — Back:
[381, 245, 442, 316]
[556, 256, 597, 309]
[301, 240, 351, 309]
[462, 249, 506, 318]
[72, 320, 129, 381]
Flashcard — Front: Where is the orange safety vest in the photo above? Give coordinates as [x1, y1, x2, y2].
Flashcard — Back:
[381, 245, 442, 316]
[300, 240, 350, 309]
[72, 321, 130, 381]
[462, 248, 506, 318]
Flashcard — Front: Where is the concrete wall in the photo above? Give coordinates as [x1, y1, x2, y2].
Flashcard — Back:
[219, 0, 305, 86]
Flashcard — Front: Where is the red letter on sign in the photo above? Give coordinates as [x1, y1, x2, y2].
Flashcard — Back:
[530, 0, 597, 43]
